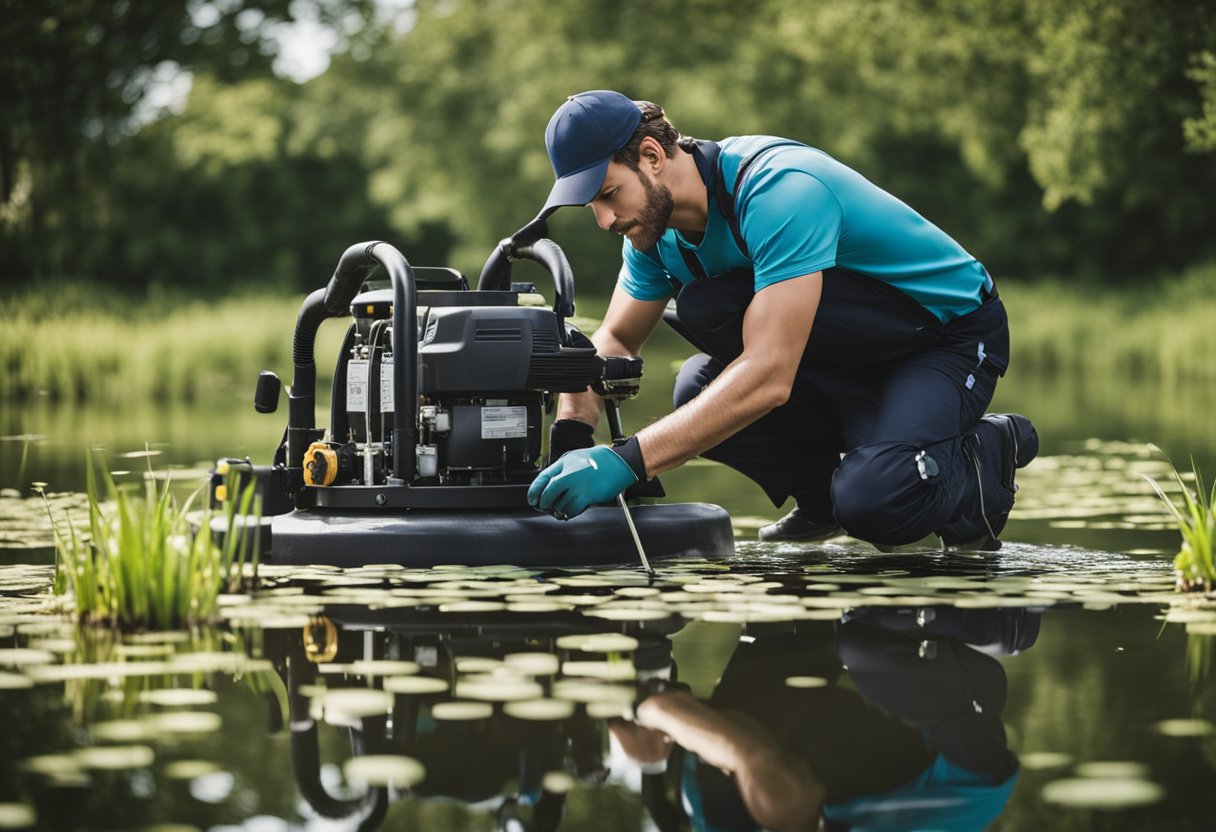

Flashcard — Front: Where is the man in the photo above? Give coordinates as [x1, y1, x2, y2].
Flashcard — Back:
[527, 90, 1037, 549]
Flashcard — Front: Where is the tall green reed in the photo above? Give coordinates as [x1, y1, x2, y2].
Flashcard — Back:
[1144, 458, 1216, 591]
[50, 452, 260, 629]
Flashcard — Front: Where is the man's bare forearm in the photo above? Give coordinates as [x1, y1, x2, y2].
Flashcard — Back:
[637, 351, 790, 475]
[636, 273, 823, 476]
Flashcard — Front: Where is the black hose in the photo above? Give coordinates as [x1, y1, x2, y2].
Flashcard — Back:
[287, 288, 328, 468]
[292, 288, 329, 386]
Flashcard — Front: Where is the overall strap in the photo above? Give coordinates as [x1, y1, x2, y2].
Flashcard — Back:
[638, 138, 807, 288]
[712, 139, 808, 258]
[640, 138, 723, 292]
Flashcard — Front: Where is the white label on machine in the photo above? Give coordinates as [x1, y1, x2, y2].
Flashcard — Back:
[347, 359, 369, 412]
[380, 361, 394, 411]
[481, 406, 528, 439]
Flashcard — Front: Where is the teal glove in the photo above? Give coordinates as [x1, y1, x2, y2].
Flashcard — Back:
[528, 446, 639, 519]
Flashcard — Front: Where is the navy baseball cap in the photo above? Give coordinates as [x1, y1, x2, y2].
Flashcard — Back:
[543, 90, 643, 211]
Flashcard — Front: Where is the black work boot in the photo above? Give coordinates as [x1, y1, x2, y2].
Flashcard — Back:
[939, 413, 1039, 551]
[758, 505, 842, 543]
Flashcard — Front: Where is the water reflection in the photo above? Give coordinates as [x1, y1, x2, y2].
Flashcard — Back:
[1, 552, 1208, 830]
[610, 608, 1036, 831]
[238, 602, 1038, 831]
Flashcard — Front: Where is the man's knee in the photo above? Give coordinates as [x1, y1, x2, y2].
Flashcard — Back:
[831, 442, 951, 545]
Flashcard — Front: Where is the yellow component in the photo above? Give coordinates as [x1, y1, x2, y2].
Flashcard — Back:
[303, 441, 338, 486]
[216, 460, 230, 476]
[215, 484, 228, 502]
[303, 617, 339, 663]
[366, 304, 374, 314]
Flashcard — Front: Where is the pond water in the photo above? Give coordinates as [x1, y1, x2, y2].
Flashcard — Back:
[2, 346, 1216, 830]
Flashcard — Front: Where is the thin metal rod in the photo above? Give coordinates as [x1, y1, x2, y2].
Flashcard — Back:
[616, 494, 654, 575]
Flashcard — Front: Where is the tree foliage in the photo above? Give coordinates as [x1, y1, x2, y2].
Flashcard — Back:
[2, 0, 1214, 294]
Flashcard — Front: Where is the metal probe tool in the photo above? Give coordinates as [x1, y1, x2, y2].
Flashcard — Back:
[616, 494, 654, 576]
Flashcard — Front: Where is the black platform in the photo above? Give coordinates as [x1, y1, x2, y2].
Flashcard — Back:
[267, 502, 735, 568]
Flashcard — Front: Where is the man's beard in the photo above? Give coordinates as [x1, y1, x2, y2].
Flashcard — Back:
[612, 172, 674, 251]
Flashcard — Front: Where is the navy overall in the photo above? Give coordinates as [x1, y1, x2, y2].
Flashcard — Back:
[670, 267, 1009, 545]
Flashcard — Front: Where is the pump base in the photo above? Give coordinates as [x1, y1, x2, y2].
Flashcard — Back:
[268, 503, 734, 568]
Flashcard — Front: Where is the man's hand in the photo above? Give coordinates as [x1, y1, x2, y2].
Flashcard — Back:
[528, 446, 639, 519]
[547, 419, 596, 465]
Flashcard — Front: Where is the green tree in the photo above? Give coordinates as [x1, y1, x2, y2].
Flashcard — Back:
[0, 0, 375, 285]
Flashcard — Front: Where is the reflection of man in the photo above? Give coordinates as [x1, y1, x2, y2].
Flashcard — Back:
[527, 90, 1037, 549]
[611, 610, 1036, 831]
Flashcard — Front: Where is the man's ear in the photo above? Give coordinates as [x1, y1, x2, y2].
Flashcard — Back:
[638, 136, 665, 174]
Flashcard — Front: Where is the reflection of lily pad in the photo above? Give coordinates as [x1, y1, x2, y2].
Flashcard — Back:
[0, 803, 36, 829]
[438, 601, 508, 613]
[785, 676, 829, 689]
[431, 701, 493, 721]
[321, 689, 394, 719]
[503, 653, 560, 675]
[1074, 761, 1152, 779]
[1020, 751, 1074, 770]
[504, 600, 574, 613]
[148, 711, 223, 734]
[1152, 719, 1214, 737]
[504, 698, 576, 721]
[383, 676, 449, 695]
[138, 689, 219, 707]
[542, 771, 577, 793]
[164, 760, 223, 780]
[562, 661, 636, 682]
[22, 754, 82, 776]
[320, 660, 420, 677]
[75, 745, 156, 770]
[584, 607, 671, 622]
[1042, 777, 1164, 809]
[586, 701, 630, 719]
[552, 680, 635, 706]
[455, 676, 544, 702]
[0, 672, 34, 690]
[0, 648, 55, 667]
[344, 754, 426, 788]
[91, 720, 152, 743]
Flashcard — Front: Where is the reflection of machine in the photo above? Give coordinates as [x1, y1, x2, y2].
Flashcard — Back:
[260, 608, 679, 832]
[213, 234, 734, 567]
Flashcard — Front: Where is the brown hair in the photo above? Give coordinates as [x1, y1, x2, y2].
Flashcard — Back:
[612, 101, 680, 169]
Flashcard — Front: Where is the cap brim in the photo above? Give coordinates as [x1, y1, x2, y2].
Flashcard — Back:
[543, 157, 611, 211]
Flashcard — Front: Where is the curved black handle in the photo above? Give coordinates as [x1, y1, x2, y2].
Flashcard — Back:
[289, 241, 418, 482]
[476, 211, 554, 291]
[324, 241, 385, 315]
[515, 238, 575, 337]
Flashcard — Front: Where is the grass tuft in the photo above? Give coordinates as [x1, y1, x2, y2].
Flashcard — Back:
[46, 451, 260, 629]
[1143, 453, 1216, 592]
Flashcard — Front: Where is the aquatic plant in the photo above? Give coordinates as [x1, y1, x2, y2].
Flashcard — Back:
[1144, 459, 1216, 592]
[49, 453, 260, 629]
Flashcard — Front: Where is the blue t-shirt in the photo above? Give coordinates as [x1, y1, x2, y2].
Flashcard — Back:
[619, 136, 991, 323]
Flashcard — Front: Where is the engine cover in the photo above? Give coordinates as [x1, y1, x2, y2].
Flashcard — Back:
[419, 307, 600, 395]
